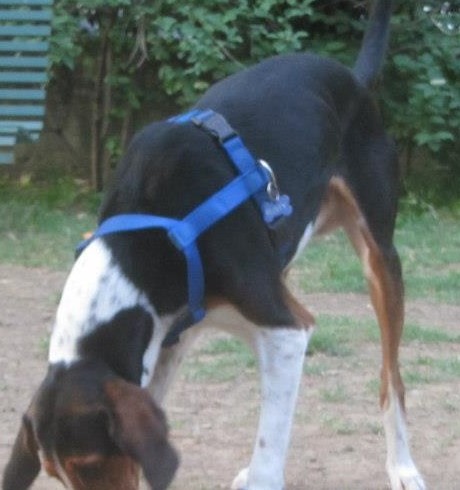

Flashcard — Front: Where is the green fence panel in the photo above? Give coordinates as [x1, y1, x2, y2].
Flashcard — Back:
[0, 0, 52, 164]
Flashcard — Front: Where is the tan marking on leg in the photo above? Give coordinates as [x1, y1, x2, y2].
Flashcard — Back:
[316, 177, 424, 489]
[317, 177, 405, 409]
[282, 285, 316, 329]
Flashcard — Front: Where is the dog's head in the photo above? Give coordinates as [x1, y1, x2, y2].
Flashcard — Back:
[3, 361, 178, 490]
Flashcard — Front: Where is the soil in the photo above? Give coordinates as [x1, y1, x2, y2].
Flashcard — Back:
[0, 265, 459, 489]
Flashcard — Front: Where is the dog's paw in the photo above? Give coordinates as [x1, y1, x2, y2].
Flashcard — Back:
[231, 468, 248, 490]
[388, 466, 426, 490]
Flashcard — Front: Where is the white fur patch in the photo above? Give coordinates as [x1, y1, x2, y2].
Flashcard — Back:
[202, 308, 313, 490]
[289, 221, 315, 265]
[48, 239, 155, 366]
[242, 327, 311, 489]
[140, 311, 173, 387]
[384, 386, 426, 490]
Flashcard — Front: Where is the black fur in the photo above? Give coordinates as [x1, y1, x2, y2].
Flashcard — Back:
[100, 57, 398, 326]
[78, 306, 154, 384]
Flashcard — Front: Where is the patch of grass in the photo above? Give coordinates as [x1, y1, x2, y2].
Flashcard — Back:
[39, 335, 50, 354]
[296, 210, 460, 304]
[1, 177, 458, 302]
[307, 314, 458, 371]
[443, 399, 460, 415]
[319, 384, 348, 403]
[365, 378, 380, 396]
[0, 177, 99, 269]
[403, 324, 460, 344]
[309, 316, 441, 356]
[304, 358, 329, 376]
[183, 336, 256, 382]
[366, 422, 383, 436]
[201, 337, 251, 357]
[320, 414, 358, 435]
[403, 368, 439, 385]
[403, 356, 460, 387]
[296, 230, 365, 295]
[417, 357, 460, 378]
[397, 211, 460, 304]
[308, 315, 376, 357]
[367, 355, 460, 393]
[308, 331, 353, 357]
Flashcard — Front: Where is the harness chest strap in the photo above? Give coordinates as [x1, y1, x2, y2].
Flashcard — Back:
[77, 110, 293, 347]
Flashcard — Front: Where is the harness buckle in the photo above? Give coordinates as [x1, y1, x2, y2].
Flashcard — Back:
[192, 111, 236, 143]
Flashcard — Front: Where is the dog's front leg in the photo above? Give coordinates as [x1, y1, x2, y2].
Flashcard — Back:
[148, 327, 202, 405]
[232, 326, 311, 490]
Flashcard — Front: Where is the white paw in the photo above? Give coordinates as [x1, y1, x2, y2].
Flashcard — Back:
[231, 468, 249, 490]
[388, 466, 426, 490]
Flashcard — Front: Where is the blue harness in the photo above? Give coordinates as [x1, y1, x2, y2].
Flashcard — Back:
[77, 109, 292, 346]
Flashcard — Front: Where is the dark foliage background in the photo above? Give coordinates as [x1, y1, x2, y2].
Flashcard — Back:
[49, 0, 460, 205]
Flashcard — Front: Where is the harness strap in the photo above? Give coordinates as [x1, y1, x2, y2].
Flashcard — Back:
[170, 109, 293, 225]
[77, 110, 293, 347]
[77, 213, 206, 345]
[77, 146, 272, 346]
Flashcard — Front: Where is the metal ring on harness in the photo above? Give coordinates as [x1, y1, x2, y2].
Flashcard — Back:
[258, 159, 281, 201]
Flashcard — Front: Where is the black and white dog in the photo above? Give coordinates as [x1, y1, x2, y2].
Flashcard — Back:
[3, 1, 426, 489]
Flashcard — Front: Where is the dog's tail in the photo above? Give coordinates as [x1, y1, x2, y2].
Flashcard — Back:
[353, 0, 393, 88]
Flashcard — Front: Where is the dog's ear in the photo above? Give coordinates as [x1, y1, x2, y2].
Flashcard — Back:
[104, 379, 179, 490]
[2, 414, 41, 490]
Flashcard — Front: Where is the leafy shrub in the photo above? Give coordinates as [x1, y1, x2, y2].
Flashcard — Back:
[49, 0, 460, 201]
[381, 2, 460, 204]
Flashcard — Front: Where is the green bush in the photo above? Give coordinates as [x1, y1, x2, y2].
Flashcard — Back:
[49, 1, 460, 201]
[381, 3, 460, 204]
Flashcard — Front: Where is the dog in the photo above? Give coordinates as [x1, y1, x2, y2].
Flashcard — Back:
[3, 1, 426, 489]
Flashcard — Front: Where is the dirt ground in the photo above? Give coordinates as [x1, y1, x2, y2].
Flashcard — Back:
[1, 264, 459, 489]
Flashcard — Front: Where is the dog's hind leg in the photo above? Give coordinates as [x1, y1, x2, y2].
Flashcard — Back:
[316, 177, 425, 490]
